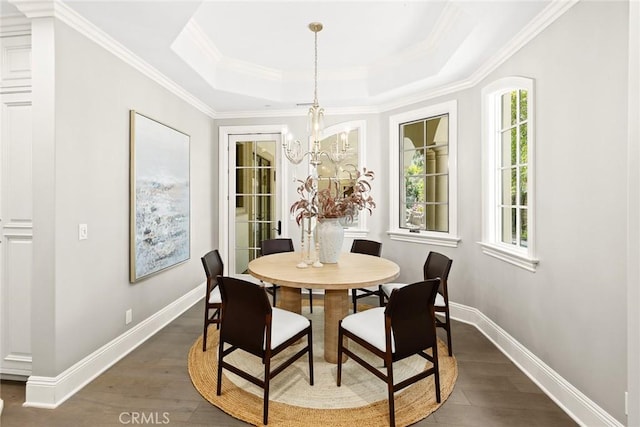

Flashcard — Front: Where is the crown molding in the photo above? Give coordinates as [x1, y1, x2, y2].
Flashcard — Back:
[214, 104, 379, 120]
[11, 0, 576, 120]
[468, 0, 579, 87]
[9, 0, 55, 18]
[374, 0, 578, 113]
[49, 0, 217, 118]
[217, 0, 577, 119]
[0, 14, 31, 36]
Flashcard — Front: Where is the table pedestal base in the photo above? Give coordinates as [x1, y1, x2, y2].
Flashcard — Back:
[278, 287, 348, 364]
[324, 289, 349, 364]
[279, 286, 302, 314]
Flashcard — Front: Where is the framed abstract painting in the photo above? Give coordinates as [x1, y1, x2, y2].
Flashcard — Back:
[129, 111, 190, 283]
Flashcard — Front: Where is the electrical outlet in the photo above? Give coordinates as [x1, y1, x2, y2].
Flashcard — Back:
[125, 309, 132, 325]
[78, 224, 88, 240]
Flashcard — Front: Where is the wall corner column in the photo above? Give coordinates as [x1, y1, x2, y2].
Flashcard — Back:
[26, 13, 57, 382]
[628, 0, 640, 425]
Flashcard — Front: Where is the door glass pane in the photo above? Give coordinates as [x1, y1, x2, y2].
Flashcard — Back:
[234, 138, 278, 272]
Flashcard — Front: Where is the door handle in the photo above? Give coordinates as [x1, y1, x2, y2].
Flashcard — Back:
[273, 220, 282, 236]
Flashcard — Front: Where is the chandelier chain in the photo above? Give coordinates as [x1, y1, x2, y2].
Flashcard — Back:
[314, 29, 318, 106]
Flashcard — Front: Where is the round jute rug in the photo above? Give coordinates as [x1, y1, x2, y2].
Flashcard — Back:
[188, 306, 457, 427]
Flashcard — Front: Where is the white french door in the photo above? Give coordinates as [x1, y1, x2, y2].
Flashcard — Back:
[225, 131, 286, 278]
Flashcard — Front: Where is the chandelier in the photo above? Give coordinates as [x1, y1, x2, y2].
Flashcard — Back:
[282, 22, 350, 167]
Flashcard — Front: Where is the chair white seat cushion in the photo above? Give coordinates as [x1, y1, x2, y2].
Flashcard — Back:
[382, 283, 445, 307]
[341, 307, 395, 353]
[381, 283, 405, 298]
[269, 307, 310, 349]
[208, 287, 221, 304]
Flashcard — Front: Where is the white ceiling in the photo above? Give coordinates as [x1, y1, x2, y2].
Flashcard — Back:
[8, 0, 563, 115]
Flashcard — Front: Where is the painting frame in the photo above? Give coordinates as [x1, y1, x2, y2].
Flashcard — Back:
[129, 110, 190, 283]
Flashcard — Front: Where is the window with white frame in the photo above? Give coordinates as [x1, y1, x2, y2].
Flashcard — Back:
[317, 120, 369, 238]
[481, 77, 538, 271]
[388, 101, 459, 247]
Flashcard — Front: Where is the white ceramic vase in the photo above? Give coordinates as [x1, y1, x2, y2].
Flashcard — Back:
[315, 218, 344, 263]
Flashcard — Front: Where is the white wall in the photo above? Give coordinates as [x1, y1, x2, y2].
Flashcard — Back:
[380, 1, 629, 423]
[31, 19, 216, 376]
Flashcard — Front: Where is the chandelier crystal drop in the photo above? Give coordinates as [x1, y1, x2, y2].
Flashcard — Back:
[282, 22, 349, 167]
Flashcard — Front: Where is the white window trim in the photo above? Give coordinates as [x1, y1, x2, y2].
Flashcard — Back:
[480, 76, 538, 272]
[387, 100, 460, 247]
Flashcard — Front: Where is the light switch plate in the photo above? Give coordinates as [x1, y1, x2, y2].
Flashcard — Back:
[78, 224, 88, 240]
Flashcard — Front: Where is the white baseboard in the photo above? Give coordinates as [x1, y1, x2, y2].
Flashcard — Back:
[18, 286, 622, 426]
[23, 283, 205, 409]
[450, 302, 624, 427]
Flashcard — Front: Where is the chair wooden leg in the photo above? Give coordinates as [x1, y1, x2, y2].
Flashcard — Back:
[308, 289, 313, 313]
[445, 310, 453, 356]
[433, 343, 441, 403]
[216, 340, 224, 395]
[263, 357, 271, 425]
[336, 323, 344, 386]
[378, 285, 385, 307]
[307, 328, 314, 385]
[352, 290, 359, 313]
[385, 354, 395, 427]
[272, 285, 277, 306]
[202, 316, 208, 352]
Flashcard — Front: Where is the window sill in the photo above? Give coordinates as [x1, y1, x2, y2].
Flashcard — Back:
[387, 230, 460, 247]
[479, 242, 539, 272]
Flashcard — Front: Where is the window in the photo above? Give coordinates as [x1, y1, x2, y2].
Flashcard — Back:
[318, 120, 369, 237]
[481, 77, 538, 271]
[388, 101, 459, 246]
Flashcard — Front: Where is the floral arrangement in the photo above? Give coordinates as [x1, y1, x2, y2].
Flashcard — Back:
[290, 168, 376, 225]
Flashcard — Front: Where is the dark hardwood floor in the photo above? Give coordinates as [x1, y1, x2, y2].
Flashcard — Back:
[1, 296, 577, 426]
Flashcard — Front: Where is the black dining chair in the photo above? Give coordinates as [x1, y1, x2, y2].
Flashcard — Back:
[381, 251, 454, 356]
[338, 279, 441, 427]
[350, 239, 383, 312]
[216, 276, 314, 425]
[200, 249, 224, 352]
[260, 238, 314, 312]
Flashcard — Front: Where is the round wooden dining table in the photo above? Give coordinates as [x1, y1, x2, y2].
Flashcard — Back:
[248, 251, 400, 363]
